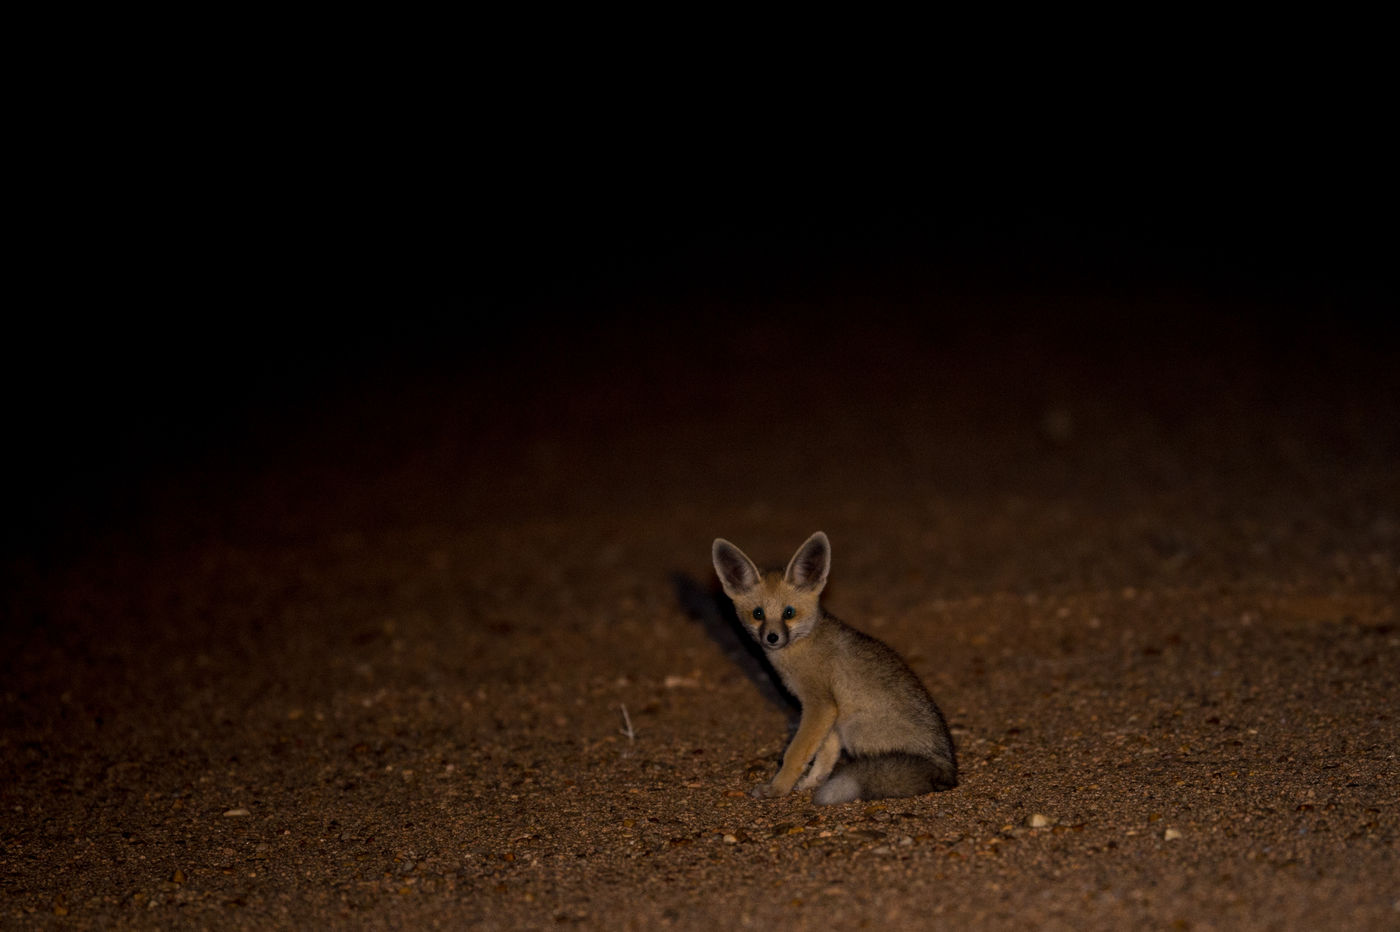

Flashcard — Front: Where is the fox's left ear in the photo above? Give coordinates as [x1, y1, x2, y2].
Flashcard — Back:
[784, 532, 830, 592]
[713, 538, 762, 599]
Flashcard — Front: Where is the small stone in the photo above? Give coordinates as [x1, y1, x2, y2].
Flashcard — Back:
[223, 808, 251, 818]
[1164, 828, 1183, 841]
[1040, 406, 1075, 444]
[722, 833, 738, 844]
[1026, 813, 1053, 828]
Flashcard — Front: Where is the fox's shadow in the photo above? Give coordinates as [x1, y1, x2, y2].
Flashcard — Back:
[670, 572, 799, 720]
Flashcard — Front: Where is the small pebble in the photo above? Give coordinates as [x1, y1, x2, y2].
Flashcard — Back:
[1040, 406, 1075, 444]
[1026, 813, 1053, 828]
[223, 808, 251, 818]
[1164, 828, 1183, 841]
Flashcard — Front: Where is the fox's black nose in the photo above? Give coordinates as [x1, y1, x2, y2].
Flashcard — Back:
[766, 631, 780, 645]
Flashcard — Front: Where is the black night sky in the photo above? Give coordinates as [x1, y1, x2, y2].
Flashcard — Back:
[7, 116, 1395, 560]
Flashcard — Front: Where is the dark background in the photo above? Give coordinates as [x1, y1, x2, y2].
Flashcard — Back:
[7, 133, 1395, 560]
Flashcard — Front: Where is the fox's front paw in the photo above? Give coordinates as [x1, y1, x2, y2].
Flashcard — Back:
[749, 781, 786, 799]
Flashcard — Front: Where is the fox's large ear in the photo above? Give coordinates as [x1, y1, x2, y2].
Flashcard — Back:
[712, 538, 761, 598]
[785, 532, 830, 592]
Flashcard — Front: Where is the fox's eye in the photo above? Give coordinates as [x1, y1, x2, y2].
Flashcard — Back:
[782, 606, 795, 620]
[752, 607, 765, 621]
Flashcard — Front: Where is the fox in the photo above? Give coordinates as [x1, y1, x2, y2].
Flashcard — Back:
[711, 531, 957, 805]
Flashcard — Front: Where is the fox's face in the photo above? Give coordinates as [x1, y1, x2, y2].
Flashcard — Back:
[712, 532, 830, 651]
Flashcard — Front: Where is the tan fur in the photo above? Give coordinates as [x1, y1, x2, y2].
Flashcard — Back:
[711, 532, 957, 804]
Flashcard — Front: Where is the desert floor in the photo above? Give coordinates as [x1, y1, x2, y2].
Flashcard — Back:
[3, 251, 1397, 929]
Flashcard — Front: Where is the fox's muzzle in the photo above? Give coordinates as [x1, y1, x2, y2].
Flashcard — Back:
[756, 620, 789, 650]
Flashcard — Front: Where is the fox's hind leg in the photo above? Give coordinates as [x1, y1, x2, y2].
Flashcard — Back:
[796, 731, 842, 791]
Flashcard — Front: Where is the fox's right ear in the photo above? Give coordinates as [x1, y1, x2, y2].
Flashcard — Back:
[712, 538, 761, 599]
[784, 531, 830, 592]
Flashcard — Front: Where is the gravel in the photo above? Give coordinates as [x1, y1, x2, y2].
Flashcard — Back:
[3, 291, 1397, 929]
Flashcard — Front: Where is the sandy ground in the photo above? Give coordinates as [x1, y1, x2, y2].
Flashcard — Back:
[3, 266, 1397, 928]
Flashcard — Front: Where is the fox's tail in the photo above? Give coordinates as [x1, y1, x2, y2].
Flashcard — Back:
[812, 752, 956, 805]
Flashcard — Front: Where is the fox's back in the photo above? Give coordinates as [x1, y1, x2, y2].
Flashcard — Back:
[780, 613, 954, 763]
